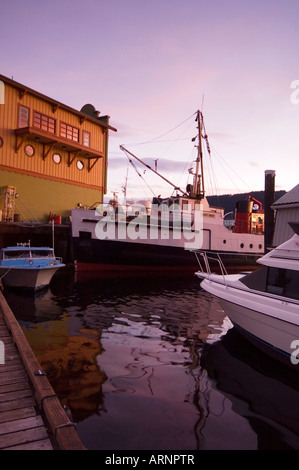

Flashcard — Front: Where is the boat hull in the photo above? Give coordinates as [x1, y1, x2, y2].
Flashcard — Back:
[200, 276, 299, 366]
[72, 236, 261, 273]
[0, 266, 63, 290]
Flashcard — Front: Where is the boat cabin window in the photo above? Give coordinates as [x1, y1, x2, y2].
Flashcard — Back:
[3, 250, 30, 259]
[182, 199, 189, 210]
[31, 250, 54, 258]
[266, 267, 299, 300]
[241, 266, 299, 300]
[240, 266, 268, 292]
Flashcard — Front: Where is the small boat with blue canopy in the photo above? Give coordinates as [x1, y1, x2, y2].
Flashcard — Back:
[0, 242, 65, 290]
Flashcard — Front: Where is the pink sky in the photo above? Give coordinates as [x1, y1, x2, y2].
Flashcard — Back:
[1, 0, 299, 200]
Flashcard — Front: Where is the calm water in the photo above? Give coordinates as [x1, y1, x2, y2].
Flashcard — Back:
[4, 268, 299, 450]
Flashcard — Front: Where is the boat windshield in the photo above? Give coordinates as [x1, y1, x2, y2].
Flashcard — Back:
[241, 265, 299, 301]
[3, 250, 31, 259]
[31, 250, 54, 258]
[3, 249, 54, 259]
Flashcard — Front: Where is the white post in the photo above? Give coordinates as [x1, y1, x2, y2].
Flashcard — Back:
[0, 340, 4, 364]
[0, 80, 4, 104]
[52, 219, 55, 251]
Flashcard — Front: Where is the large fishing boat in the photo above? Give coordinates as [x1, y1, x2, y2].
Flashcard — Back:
[71, 110, 265, 272]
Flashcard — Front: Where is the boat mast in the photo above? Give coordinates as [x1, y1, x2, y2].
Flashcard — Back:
[191, 110, 206, 199]
[120, 110, 210, 200]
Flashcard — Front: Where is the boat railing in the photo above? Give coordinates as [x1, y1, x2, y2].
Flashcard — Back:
[193, 250, 228, 282]
[47, 256, 64, 265]
[17, 241, 30, 247]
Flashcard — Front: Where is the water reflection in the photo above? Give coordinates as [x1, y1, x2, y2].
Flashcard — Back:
[4, 270, 299, 450]
[201, 328, 299, 450]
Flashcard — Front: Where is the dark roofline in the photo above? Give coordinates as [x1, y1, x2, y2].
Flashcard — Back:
[271, 184, 299, 207]
[0, 74, 117, 133]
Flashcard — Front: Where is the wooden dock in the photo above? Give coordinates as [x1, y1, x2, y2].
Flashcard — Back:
[0, 290, 85, 450]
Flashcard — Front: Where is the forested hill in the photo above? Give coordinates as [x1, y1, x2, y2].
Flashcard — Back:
[206, 190, 286, 219]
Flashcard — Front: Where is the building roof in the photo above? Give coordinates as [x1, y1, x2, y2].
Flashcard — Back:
[272, 184, 299, 207]
[0, 74, 117, 132]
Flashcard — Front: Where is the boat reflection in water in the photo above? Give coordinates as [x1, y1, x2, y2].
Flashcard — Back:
[5, 270, 299, 450]
[200, 328, 299, 450]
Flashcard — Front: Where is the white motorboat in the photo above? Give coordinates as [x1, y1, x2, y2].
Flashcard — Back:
[195, 223, 299, 367]
[0, 243, 65, 290]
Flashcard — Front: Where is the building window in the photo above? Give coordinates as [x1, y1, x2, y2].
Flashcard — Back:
[25, 144, 35, 156]
[60, 122, 79, 142]
[52, 153, 61, 164]
[77, 160, 84, 170]
[33, 111, 55, 134]
[18, 105, 29, 128]
[83, 131, 90, 147]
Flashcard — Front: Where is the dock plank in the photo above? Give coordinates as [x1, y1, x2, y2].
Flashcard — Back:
[0, 388, 33, 404]
[0, 415, 46, 435]
[0, 406, 36, 424]
[0, 291, 85, 450]
[0, 397, 36, 413]
[0, 326, 9, 336]
[0, 370, 28, 386]
[0, 426, 50, 449]
[0, 363, 25, 374]
[4, 439, 53, 450]
[0, 380, 30, 394]
[0, 311, 53, 450]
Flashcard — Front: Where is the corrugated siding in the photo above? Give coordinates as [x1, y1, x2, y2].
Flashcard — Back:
[0, 82, 107, 189]
[0, 83, 17, 163]
[272, 207, 299, 246]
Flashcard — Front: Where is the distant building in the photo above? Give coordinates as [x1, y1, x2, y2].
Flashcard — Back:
[0, 74, 116, 222]
[271, 184, 299, 246]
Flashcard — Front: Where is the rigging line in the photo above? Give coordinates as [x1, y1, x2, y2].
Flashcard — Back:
[14, 202, 27, 222]
[203, 154, 214, 196]
[122, 111, 197, 147]
[209, 156, 220, 196]
[125, 154, 156, 197]
[123, 137, 191, 145]
[203, 145, 219, 196]
[175, 145, 197, 190]
[157, 120, 196, 160]
[15, 195, 40, 222]
[209, 143, 251, 192]
[147, 118, 199, 190]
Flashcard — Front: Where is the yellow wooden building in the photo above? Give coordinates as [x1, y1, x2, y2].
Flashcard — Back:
[0, 74, 116, 222]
